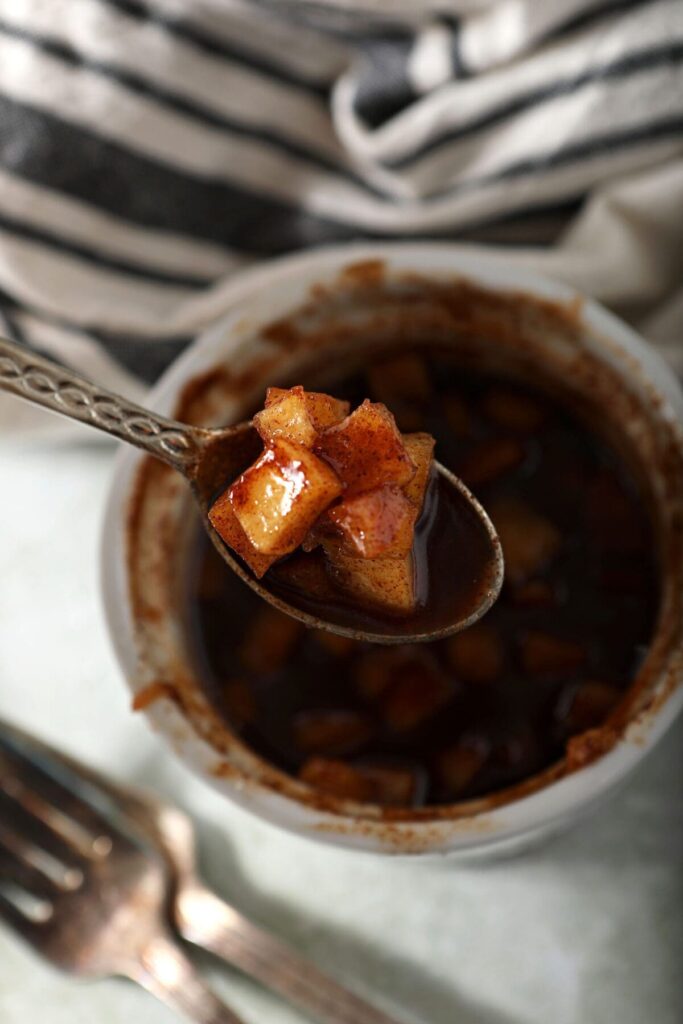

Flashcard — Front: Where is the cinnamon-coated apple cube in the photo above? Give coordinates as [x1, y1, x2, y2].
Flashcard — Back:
[481, 388, 546, 432]
[327, 485, 416, 558]
[298, 758, 374, 802]
[264, 386, 350, 435]
[270, 550, 337, 602]
[438, 738, 490, 796]
[402, 432, 435, 509]
[354, 647, 412, 701]
[367, 353, 431, 404]
[458, 437, 525, 487]
[356, 763, 423, 806]
[326, 546, 417, 615]
[254, 385, 317, 447]
[240, 605, 303, 673]
[315, 400, 415, 495]
[557, 680, 621, 735]
[519, 630, 586, 676]
[379, 656, 451, 732]
[208, 491, 278, 579]
[293, 709, 373, 755]
[229, 439, 342, 556]
[446, 622, 504, 684]
[489, 497, 561, 584]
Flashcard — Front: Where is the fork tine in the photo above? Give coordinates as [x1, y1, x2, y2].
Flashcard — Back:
[0, 889, 43, 943]
[0, 836, 61, 901]
[0, 733, 126, 844]
[0, 790, 91, 869]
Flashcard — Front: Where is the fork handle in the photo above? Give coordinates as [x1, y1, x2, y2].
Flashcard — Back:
[130, 933, 247, 1024]
[0, 335, 204, 473]
[177, 884, 408, 1024]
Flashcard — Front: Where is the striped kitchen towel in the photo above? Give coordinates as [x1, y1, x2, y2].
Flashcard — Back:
[0, 0, 682, 436]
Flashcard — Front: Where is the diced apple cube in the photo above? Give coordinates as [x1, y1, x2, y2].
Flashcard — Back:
[254, 385, 317, 447]
[489, 497, 561, 584]
[519, 630, 586, 676]
[311, 629, 358, 657]
[293, 709, 373, 755]
[264, 386, 350, 434]
[438, 737, 490, 797]
[315, 400, 415, 495]
[327, 485, 416, 558]
[325, 545, 417, 616]
[356, 763, 423, 806]
[222, 680, 256, 728]
[270, 550, 337, 602]
[379, 656, 451, 732]
[481, 388, 545, 432]
[240, 605, 303, 673]
[299, 758, 374, 802]
[229, 439, 342, 556]
[446, 622, 504, 684]
[354, 647, 411, 701]
[458, 437, 525, 487]
[402, 432, 435, 510]
[367, 353, 431, 404]
[208, 491, 278, 579]
[557, 680, 620, 735]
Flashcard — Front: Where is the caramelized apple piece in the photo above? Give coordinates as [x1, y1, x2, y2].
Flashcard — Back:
[558, 680, 620, 734]
[327, 485, 416, 559]
[222, 680, 256, 728]
[402, 432, 435, 508]
[228, 439, 342, 556]
[367, 353, 431, 404]
[481, 388, 545, 432]
[299, 758, 374, 802]
[208, 492, 278, 579]
[325, 546, 416, 616]
[254, 385, 317, 447]
[367, 354, 431, 430]
[446, 622, 504, 684]
[293, 709, 373, 755]
[489, 497, 561, 584]
[354, 647, 411, 701]
[356, 763, 423, 806]
[379, 656, 451, 732]
[438, 737, 490, 797]
[240, 606, 303, 673]
[271, 550, 336, 601]
[311, 630, 358, 657]
[458, 438, 525, 487]
[264, 386, 350, 434]
[315, 400, 415, 495]
[519, 630, 586, 676]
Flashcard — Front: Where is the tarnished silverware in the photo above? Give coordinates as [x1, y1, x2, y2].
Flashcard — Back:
[0, 720, 245, 1023]
[0, 718, 411, 1024]
[0, 336, 503, 644]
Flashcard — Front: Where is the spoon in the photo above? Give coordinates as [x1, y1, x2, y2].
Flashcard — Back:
[0, 336, 503, 643]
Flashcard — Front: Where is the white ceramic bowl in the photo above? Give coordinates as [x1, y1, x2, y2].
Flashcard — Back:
[101, 244, 683, 858]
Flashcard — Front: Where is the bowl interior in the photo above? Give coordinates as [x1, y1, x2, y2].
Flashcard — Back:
[104, 251, 683, 854]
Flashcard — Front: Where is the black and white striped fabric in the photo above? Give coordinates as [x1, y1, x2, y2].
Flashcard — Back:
[0, 0, 682, 430]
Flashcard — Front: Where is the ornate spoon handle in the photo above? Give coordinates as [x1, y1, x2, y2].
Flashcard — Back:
[0, 336, 205, 472]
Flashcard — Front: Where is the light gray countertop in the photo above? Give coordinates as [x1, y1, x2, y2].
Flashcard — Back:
[0, 441, 681, 1024]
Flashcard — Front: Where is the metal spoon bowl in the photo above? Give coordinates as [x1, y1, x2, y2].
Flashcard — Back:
[0, 337, 503, 643]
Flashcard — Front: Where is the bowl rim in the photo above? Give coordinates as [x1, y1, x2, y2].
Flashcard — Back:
[101, 242, 683, 855]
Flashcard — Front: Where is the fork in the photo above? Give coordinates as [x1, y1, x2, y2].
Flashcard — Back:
[0, 722, 246, 1023]
[0, 718, 411, 1024]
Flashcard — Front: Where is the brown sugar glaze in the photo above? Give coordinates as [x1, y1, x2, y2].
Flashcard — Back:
[182, 350, 659, 807]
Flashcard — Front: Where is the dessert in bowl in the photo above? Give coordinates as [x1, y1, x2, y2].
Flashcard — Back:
[101, 245, 683, 857]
